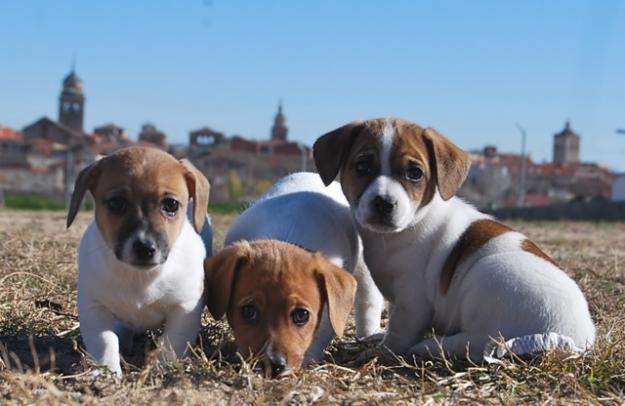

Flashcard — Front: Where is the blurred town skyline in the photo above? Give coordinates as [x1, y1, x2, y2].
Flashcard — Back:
[1, 1, 624, 170]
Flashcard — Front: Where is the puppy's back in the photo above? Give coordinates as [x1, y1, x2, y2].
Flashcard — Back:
[225, 172, 358, 271]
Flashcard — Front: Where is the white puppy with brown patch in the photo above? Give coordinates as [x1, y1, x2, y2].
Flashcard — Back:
[67, 146, 212, 376]
[313, 118, 595, 361]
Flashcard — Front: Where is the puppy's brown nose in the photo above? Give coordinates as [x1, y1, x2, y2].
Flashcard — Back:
[268, 352, 287, 378]
[373, 195, 396, 215]
[133, 239, 156, 261]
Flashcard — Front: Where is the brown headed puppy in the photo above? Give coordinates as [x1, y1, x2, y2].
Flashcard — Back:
[68, 146, 211, 376]
[205, 240, 357, 378]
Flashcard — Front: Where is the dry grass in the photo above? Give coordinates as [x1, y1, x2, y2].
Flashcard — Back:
[0, 210, 624, 405]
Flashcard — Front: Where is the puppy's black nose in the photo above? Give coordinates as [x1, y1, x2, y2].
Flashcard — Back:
[132, 239, 156, 261]
[373, 195, 396, 215]
[268, 352, 287, 378]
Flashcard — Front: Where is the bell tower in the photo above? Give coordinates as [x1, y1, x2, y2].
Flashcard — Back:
[270, 100, 288, 142]
[59, 69, 85, 133]
[553, 121, 580, 165]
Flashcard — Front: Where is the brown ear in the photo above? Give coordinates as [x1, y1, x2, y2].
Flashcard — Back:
[66, 159, 103, 228]
[180, 159, 210, 233]
[314, 255, 357, 337]
[313, 121, 363, 186]
[423, 127, 471, 200]
[204, 242, 251, 320]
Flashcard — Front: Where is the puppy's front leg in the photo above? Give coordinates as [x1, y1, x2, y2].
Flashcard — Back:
[353, 256, 385, 339]
[159, 301, 203, 361]
[381, 298, 433, 355]
[79, 304, 122, 375]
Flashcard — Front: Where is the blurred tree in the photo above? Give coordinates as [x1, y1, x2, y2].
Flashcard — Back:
[228, 170, 243, 202]
[254, 179, 273, 195]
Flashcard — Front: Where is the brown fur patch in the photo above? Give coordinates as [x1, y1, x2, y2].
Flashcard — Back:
[390, 122, 436, 208]
[440, 219, 512, 294]
[521, 239, 558, 267]
[339, 126, 383, 207]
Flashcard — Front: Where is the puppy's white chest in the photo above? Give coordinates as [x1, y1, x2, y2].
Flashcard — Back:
[78, 221, 205, 330]
[102, 281, 170, 329]
[361, 241, 405, 303]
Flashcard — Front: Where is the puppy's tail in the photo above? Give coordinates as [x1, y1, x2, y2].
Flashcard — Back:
[483, 332, 589, 363]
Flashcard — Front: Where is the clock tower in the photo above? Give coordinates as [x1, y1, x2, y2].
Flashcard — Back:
[59, 70, 85, 133]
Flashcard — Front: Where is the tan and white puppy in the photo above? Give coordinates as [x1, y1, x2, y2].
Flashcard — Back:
[67, 146, 212, 376]
[205, 172, 384, 377]
[313, 118, 595, 361]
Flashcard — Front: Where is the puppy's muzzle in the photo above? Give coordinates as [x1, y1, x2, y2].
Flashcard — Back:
[263, 351, 289, 379]
[132, 239, 157, 262]
[372, 195, 397, 216]
[117, 230, 167, 268]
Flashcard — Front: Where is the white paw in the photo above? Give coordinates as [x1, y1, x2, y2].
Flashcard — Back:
[87, 366, 122, 378]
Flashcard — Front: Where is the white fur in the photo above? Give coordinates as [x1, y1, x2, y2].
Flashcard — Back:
[225, 172, 385, 363]
[352, 151, 595, 361]
[380, 120, 394, 176]
[78, 218, 210, 375]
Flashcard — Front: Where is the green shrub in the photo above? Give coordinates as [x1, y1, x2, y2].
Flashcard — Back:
[2, 195, 93, 211]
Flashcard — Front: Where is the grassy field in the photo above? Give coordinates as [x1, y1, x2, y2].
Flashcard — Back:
[0, 209, 624, 404]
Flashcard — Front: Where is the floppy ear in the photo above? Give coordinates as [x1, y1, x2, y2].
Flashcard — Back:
[423, 127, 471, 201]
[313, 121, 363, 186]
[204, 242, 251, 320]
[180, 159, 210, 233]
[66, 159, 103, 228]
[314, 255, 357, 337]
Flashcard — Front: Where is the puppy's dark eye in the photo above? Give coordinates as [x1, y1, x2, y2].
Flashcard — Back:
[354, 157, 374, 176]
[240, 304, 259, 322]
[161, 198, 180, 217]
[105, 196, 127, 215]
[405, 165, 423, 183]
[291, 308, 310, 326]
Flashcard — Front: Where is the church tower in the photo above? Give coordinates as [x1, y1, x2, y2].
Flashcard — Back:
[59, 70, 85, 133]
[553, 121, 580, 165]
[270, 101, 288, 142]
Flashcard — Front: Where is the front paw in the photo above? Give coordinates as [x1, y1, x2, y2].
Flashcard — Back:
[353, 344, 398, 366]
[357, 331, 386, 345]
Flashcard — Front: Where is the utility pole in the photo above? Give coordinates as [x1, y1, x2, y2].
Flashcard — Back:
[516, 124, 527, 207]
[64, 146, 75, 209]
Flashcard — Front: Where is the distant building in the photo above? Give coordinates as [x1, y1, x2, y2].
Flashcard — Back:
[138, 123, 167, 149]
[0, 127, 27, 166]
[91, 123, 133, 155]
[553, 121, 580, 165]
[612, 175, 625, 201]
[0, 70, 97, 201]
[22, 117, 85, 146]
[94, 123, 128, 143]
[189, 127, 226, 153]
[188, 102, 312, 203]
[463, 128, 615, 209]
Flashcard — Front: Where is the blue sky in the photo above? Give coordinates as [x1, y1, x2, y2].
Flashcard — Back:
[1, 1, 624, 170]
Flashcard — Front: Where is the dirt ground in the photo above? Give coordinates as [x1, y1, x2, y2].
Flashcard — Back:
[0, 209, 624, 404]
